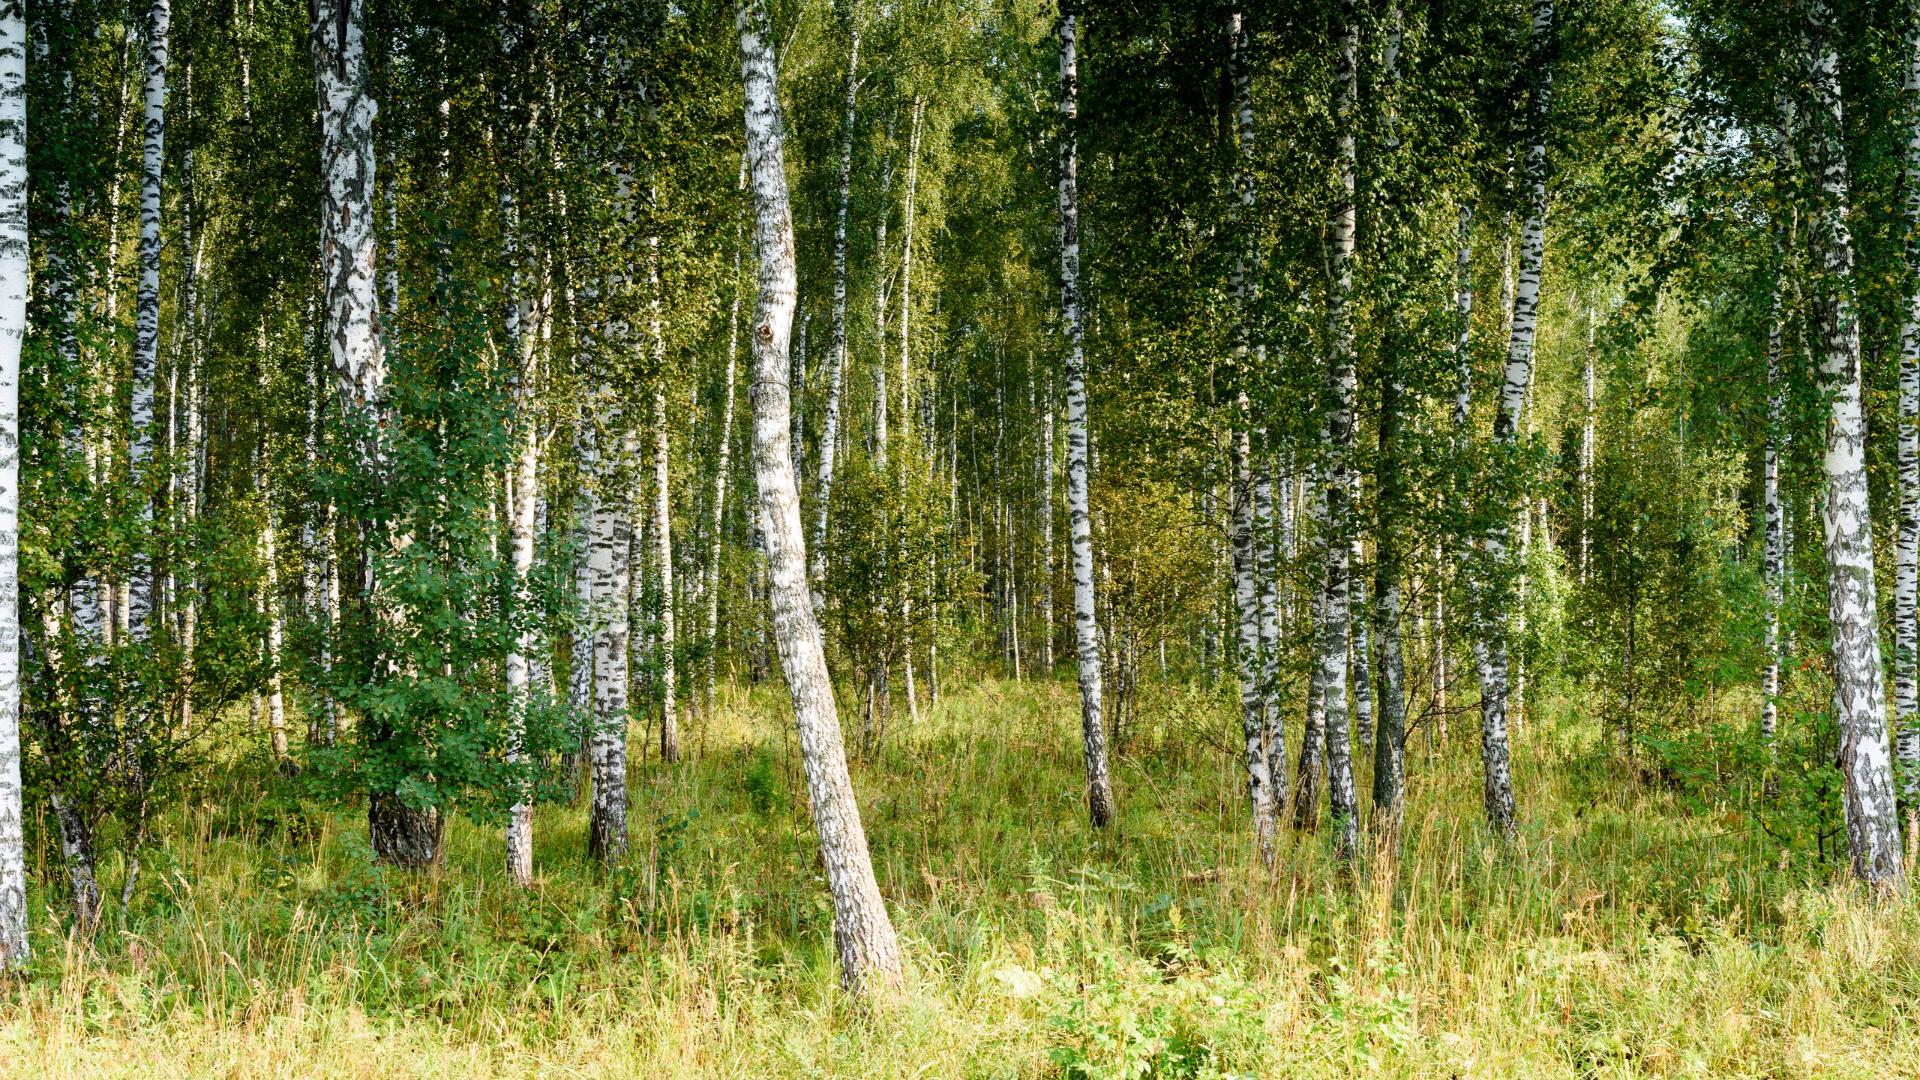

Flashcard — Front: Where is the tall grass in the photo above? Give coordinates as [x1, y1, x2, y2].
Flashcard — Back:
[1, 676, 1916, 1076]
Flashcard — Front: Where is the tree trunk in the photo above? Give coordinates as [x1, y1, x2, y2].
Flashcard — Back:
[1763, 227, 1786, 757]
[899, 96, 924, 442]
[1057, 5, 1117, 830]
[130, 0, 169, 640]
[654, 386, 678, 763]
[812, 26, 859, 597]
[314, 0, 438, 866]
[1896, 25, 1920, 792]
[0, 2, 27, 968]
[710, 190, 744, 716]
[1040, 375, 1056, 672]
[738, 0, 905, 995]
[262, 514, 288, 762]
[499, 129, 541, 885]
[1369, 2, 1410, 850]
[587, 407, 632, 863]
[1475, 0, 1553, 840]
[1805, 0, 1904, 888]
[1225, 10, 1275, 867]
[1316, 0, 1362, 861]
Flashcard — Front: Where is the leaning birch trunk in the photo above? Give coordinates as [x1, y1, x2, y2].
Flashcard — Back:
[1805, 0, 1904, 887]
[812, 27, 858, 595]
[1895, 25, 1920, 790]
[1057, 4, 1117, 829]
[0, 1, 28, 968]
[314, 0, 438, 865]
[1316, 0, 1362, 860]
[1472, 0, 1554, 840]
[1225, 10, 1274, 867]
[738, 0, 905, 994]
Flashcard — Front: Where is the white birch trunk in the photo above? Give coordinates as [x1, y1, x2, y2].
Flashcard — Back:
[1896, 25, 1920, 789]
[499, 129, 541, 885]
[1476, 0, 1554, 839]
[315, 0, 437, 865]
[1226, 11, 1274, 866]
[709, 204, 744, 715]
[812, 29, 858, 591]
[1806, 0, 1904, 886]
[1057, 7, 1116, 829]
[587, 414, 631, 862]
[1040, 377, 1056, 671]
[654, 386, 678, 763]
[1763, 240, 1785, 752]
[130, 0, 170, 640]
[738, 0, 904, 994]
[1316, 0, 1362, 860]
[0, 2, 27, 968]
[899, 96, 924, 440]
[262, 514, 288, 760]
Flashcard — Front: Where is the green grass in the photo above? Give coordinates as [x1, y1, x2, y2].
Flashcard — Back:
[2, 675, 1917, 1076]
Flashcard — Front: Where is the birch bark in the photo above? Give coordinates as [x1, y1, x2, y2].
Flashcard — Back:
[1057, 3, 1116, 829]
[1805, 0, 1903, 886]
[1475, 0, 1554, 839]
[130, 0, 170, 640]
[1896, 23, 1920, 788]
[314, 0, 439, 865]
[813, 25, 858, 591]
[739, 0, 904, 993]
[1226, 9, 1274, 866]
[1316, 0, 1362, 860]
[0, 0, 27, 968]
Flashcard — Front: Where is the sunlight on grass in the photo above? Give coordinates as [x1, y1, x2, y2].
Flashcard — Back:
[2, 677, 1916, 1077]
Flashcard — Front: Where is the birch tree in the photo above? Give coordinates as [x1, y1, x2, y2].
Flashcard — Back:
[813, 17, 859, 592]
[1802, 0, 1903, 887]
[1896, 19, 1920, 790]
[1474, 0, 1555, 840]
[1057, 1, 1116, 830]
[313, 0, 439, 866]
[738, 0, 904, 994]
[0, 0, 26, 970]
[1225, 8, 1275, 867]
[130, 0, 169, 640]
[1316, 0, 1362, 860]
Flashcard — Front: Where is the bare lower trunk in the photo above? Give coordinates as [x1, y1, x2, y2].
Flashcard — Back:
[653, 387, 678, 763]
[739, 0, 904, 994]
[587, 414, 632, 863]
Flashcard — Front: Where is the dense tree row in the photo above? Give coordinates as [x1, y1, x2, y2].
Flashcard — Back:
[0, 0, 1917, 991]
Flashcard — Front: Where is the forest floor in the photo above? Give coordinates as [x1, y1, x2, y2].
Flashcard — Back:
[0, 676, 1916, 1077]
